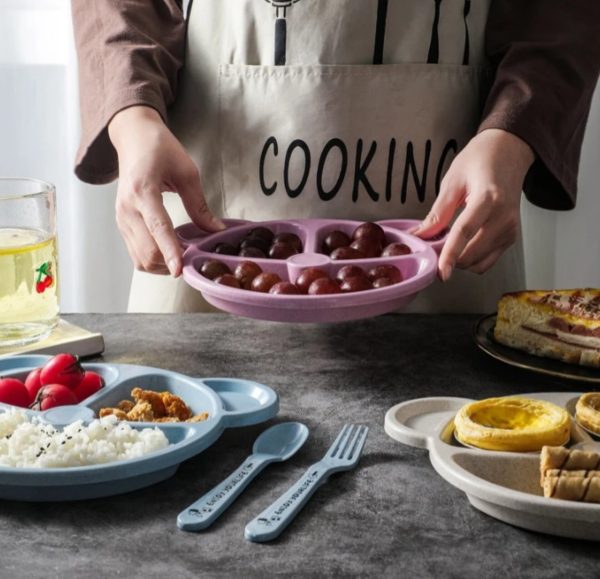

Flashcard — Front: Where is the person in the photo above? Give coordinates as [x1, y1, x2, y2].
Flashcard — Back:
[71, 0, 600, 313]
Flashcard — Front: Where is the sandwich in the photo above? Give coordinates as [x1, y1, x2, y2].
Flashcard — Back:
[494, 289, 600, 368]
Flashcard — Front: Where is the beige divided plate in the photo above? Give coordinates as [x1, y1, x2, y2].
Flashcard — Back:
[384, 392, 600, 541]
[474, 314, 600, 384]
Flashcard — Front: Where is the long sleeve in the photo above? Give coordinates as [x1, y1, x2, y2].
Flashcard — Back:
[71, 0, 186, 184]
[479, 0, 600, 210]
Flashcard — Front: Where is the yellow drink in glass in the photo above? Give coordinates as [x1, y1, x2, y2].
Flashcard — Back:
[0, 180, 59, 347]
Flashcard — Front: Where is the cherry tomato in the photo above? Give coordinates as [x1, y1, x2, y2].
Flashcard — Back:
[24, 368, 44, 401]
[31, 384, 78, 411]
[72, 371, 105, 402]
[40, 353, 85, 390]
[0, 378, 31, 407]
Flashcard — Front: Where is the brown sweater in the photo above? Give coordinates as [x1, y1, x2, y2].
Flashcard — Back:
[71, 0, 600, 210]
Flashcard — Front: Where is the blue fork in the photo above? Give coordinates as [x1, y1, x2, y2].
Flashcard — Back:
[245, 424, 369, 542]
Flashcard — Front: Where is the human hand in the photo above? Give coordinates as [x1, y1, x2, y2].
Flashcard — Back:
[412, 129, 535, 281]
[109, 106, 224, 276]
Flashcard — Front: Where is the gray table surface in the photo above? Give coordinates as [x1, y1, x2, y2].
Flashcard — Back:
[2, 313, 600, 579]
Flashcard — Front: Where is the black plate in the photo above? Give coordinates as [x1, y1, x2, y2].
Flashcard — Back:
[473, 314, 600, 384]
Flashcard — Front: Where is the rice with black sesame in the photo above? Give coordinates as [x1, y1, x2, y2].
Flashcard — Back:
[0, 409, 169, 468]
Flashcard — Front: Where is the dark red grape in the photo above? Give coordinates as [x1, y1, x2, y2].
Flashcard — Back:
[330, 246, 365, 260]
[234, 261, 262, 289]
[372, 277, 395, 288]
[240, 236, 270, 254]
[214, 274, 241, 288]
[248, 226, 275, 243]
[367, 265, 403, 283]
[350, 237, 381, 258]
[295, 268, 328, 294]
[322, 230, 351, 255]
[340, 276, 373, 292]
[352, 222, 386, 246]
[214, 242, 238, 255]
[239, 246, 266, 259]
[381, 242, 411, 257]
[250, 272, 282, 293]
[269, 242, 298, 260]
[200, 260, 231, 280]
[308, 277, 341, 295]
[269, 281, 300, 295]
[273, 232, 303, 253]
[336, 265, 368, 283]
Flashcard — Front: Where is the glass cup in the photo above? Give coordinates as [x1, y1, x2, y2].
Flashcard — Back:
[0, 178, 59, 347]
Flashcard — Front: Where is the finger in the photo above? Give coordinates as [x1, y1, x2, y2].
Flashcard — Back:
[412, 181, 466, 238]
[176, 167, 225, 233]
[457, 218, 518, 269]
[464, 245, 509, 275]
[125, 211, 171, 275]
[437, 197, 494, 281]
[137, 193, 183, 276]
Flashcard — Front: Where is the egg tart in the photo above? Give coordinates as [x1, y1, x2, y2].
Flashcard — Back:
[454, 397, 571, 452]
[575, 392, 600, 436]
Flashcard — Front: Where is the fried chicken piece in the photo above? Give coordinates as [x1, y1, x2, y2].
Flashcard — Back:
[99, 408, 128, 420]
[187, 412, 210, 423]
[131, 387, 166, 418]
[160, 391, 192, 421]
[117, 400, 135, 413]
[154, 417, 180, 423]
[126, 400, 155, 422]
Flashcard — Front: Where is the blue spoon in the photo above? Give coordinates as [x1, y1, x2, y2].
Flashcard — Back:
[177, 422, 309, 531]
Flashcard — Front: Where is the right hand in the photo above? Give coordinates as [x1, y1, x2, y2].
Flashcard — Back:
[108, 106, 224, 276]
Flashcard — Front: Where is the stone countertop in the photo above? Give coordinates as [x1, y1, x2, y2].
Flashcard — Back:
[2, 313, 599, 579]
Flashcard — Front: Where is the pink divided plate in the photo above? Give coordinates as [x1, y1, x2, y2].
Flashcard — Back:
[179, 219, 444, 323]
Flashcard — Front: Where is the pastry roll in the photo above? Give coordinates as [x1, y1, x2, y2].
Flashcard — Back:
[543, 474, 600, 503]
[540, 445, 600, 482]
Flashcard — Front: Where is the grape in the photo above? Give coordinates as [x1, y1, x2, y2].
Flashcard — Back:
[239, 246, 266, 259]
[269, 242, 298, 260]
[352, 222, 386, 246]
[200, 260, 231, 280]
[269, 282, 300, 295]
[350, 238, 381, 258]
[250, 272, 282, 292]
[367, 265, 403, 283]
[340, 276, 373, 292]
[373, 277, 395, 288]
[273, 232, 303, 253]
[234, 261, 263, 289]
[295, 268, 329, 294]
[214, 242, 238, 255]
[330, 246, 365, 260]
[215, 274, 241, 288]
[240, 236, 270, 254]
[336, 265, 368, 283]
[308, 278, 341, 295]
[248, 226, 275, 243]
[322, 230, 351, 255]
[381, 242, 411, 257]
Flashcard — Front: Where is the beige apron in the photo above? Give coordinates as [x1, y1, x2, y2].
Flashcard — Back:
[129, 0, 525, 314]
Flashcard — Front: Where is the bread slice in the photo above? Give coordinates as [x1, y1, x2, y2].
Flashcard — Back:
[494, 289, 600, 368]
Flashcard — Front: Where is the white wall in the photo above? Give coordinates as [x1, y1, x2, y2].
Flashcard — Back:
[0, 0, 598, 313]
[0, 0, 132, 313]
[522, 80, 600, 289]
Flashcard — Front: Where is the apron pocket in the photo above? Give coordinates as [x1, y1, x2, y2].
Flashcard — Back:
[217, 62, 491, 222]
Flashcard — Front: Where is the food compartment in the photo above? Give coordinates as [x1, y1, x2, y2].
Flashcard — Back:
[0, 360, 119, 412]
[195, 220, 310, 259]
[314, 220, 429, 260]
[86, 373, 219, 424]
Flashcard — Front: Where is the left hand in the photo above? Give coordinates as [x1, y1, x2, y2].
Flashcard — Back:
[411, 128, 535, 281]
